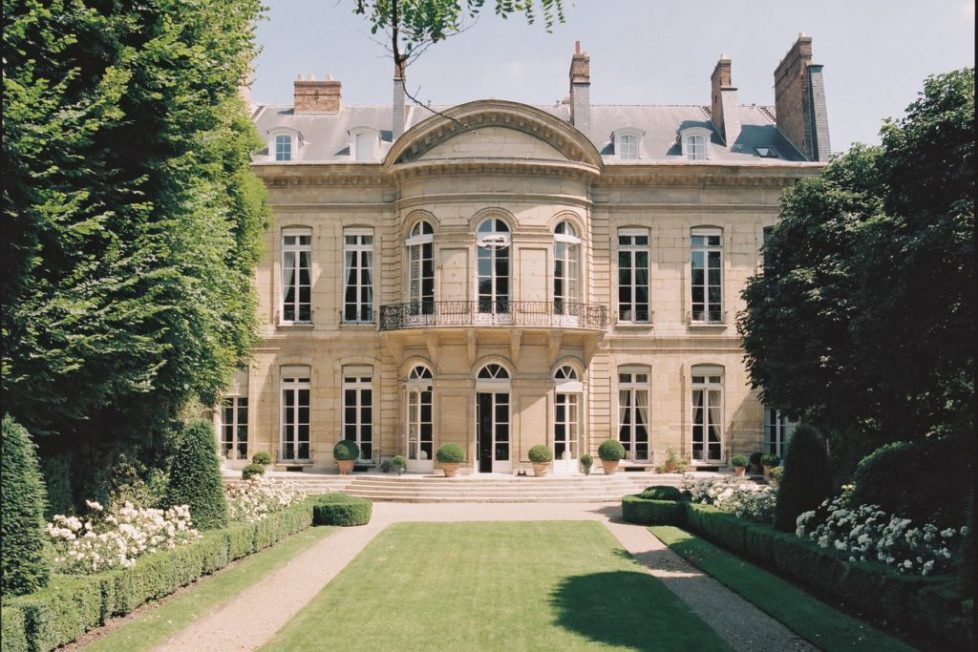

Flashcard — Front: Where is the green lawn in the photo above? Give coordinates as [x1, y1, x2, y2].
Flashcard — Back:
[83, 525, 336, 652]
[650, 526, 916, 652]
[263, 521, 731, 651]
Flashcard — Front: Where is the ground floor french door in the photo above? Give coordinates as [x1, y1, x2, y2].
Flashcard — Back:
[476, 392, 511, 473]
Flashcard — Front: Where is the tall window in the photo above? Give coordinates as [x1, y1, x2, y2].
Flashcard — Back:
[344, 229, 374, 322]
[280, 369, 310, 460]
[762, 226, 774, 274]
[221, 396, 248, 460]
[554, 365, 582, 460]
[691, 366, 723, 462]
[343, 368, 373, 462]
[406, 365, 433, 462]
[618, 228, 650, 323]
[618, 366, 650, 461]
[476, 218, 510, 314]
[618, 134, 638, 159]
[686, 134, 707, 160]
[553, 221, 580, 315]
[764, 406, 795, 458]
[282, 228, 311, 323]
[691, 227, 723, 323]
[275, 134, 292, 161]
[406, 221, 434, 315]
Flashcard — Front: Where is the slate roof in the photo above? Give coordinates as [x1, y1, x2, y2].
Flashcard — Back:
[251, 101, 807, 164]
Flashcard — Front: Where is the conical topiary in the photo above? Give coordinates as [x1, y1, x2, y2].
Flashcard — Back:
[2, 414, 50, 595]
[164, 419, 228, 529]
[774, 424, 833, 532]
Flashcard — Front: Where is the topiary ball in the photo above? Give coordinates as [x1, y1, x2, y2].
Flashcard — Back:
[639, 485, 684, 501]
[774, 424, 832, 532]
[251, 451, 272, 465]
[528, 445, 553, 463]
[598, 439, 625, 462]
[242, 463, 266, 480]
[436, 443, 465, 463]
[761, 453, 781, 467]
[731, 454, 748, 467]
[333, 440, 360, 461]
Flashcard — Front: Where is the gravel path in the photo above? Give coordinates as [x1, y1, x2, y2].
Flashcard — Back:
[154, 502, 815, 652]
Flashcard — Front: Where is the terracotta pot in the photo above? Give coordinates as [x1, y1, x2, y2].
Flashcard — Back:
[601, 459, 619, 475]
[734, 466, 746, 477]
[442, 462, 460, 478]
[532, 463, 550, 477]
[337, 459, 355, 475]
[664, 462, 677, 473]
[763, 465, 773, 477]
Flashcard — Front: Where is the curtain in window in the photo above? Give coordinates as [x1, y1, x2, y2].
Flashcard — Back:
[283, 251, 296, 319]
[707, 389, 722, 458]
[361, 249, 373, 320]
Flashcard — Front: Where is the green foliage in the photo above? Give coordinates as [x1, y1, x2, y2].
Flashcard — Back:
[40, 454, 73, 519]
[436, 443, 465, 463]
[107, 453, 166, 508]
[775, 425, 832, 531]
[241, 463, 265, 480]
[333, 440, 360, 461]
[740, 69, 975, 473]
[597, 439, 625, 462]
[2, 0, 270, 499]
[749, 452, 763, 467]
[391, 455, 407, 470]
[731, 455, 748, 468]
[528, 444, 552, 463]
[621, 496, 684, 526]
[380, 459, 394, 473]
[312, 494, 373, 527]
[580, 453, 593, 468]
[1, 415, 50, 596]
[251, 451, 272, 465]
[760, 454, 780, 468]
[639, 485, 684, 501]
[164, 420, 228, 530]
[1, 605, 28, 652]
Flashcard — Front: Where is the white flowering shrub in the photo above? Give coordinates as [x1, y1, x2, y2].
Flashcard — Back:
[225, 477, 306, 523]
[46, 500, 199, 574]
[796, 494, 968, 576]
[683, 477, 777, 523]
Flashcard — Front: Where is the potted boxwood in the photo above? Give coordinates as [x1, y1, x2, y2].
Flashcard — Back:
[663, 448, 681, 473]
[436, 443, 465, 477]
[749, 451, 763, 475]
[528, 445, 553, 477]
[334, 439, 360, 475]
[391, 455, 407, 476]
[252, 450, 272, 466]
[731, 454, 748, 477]
[767, 465, 784, 488]
[761, 453, 781, 477]
[580, 453, 594, 476]
[597, 439, 625, 475]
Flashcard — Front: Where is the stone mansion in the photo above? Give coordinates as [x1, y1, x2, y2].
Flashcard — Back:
[221, 35, 831, 474]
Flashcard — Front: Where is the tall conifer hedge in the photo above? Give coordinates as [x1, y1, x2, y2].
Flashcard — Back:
[2, 415, 50, 595]
[164, 420, 228, 530]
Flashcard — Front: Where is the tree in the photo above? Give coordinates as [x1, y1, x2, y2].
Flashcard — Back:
[2, 0, 270, 501]
[164, 420, 228, 530]
[739, 68, 975, 470]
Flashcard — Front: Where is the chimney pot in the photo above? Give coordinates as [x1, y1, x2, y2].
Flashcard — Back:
[568, 41, 591, 135]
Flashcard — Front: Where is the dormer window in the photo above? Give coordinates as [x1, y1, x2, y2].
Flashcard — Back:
[680, 127, 712, 161]
[275, 134, 292, 161]
[349, 127, 380, 161]
[612, 128, 644, 160]
[269, 128, 301, 162]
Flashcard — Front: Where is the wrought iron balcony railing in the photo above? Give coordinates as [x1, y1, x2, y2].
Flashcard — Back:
[380, 301, 608, 331]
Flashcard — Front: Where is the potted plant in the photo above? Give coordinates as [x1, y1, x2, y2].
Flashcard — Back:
[767, 465, 784, 488]
[391, 455, 407, 476]
[580, 453, 594, 476]
[380, 459, 393, 473]
[241, 462, 265, 480]
[436, 443, 465, 477]
[664, 448, 681, 472]
[528, 445, 553, 477]
[597, 440, 625, 475]
[334, 439, 359, 475]
[731, 454, 748, 477]
[761, 453, 781, 477]
[749, 451, 763, 475]
[675, 456, 690, 474]
[252, 451, 272, 466]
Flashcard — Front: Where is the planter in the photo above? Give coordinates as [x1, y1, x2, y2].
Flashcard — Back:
[601, 459, 620, 475]
[733, 466, 746, 477]
[337, 459, 355, 475]
[763, 464, 773, 477]
[663, 462, 677, 473]
[442, 462, 461, 478]
[532, 463, 550, 477]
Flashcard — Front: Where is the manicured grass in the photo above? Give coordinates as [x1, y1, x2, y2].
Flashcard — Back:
[263, 521, 732, 651]
[650, 526, 917, 652]
[83, 525, 336, 652]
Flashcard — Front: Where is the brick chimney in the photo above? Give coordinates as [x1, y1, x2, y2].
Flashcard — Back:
[294, 74, 341, 114]
[774, 34, 831, 160]
[393, 62, 406, 139]
[710, 55, 741, 147]
[568, 41, 590, 136]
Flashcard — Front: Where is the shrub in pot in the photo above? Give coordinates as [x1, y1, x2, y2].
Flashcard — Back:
[580, 453, 594, 476]
[731, 454, 748, 477]
[528, 445, 553, 477]
[749, 451, 763, 474]
[334, 440, 360, 475]
[380, 459, 393, 473]
[597, 439, 625, 474]
[761, 453, 780, 476]
[664, 448, 681, 472]
[391, 455, 407, 475]
[242, 462, 265, 480]
[251, 451, 272, 466]
[767, 465, 784, 488]
[436, 443, 465, 477]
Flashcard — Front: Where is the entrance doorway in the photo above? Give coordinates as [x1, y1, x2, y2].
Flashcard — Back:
[476, 392, 509, 473]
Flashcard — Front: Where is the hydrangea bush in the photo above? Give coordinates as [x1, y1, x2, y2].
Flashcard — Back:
[796, 490, 968, 577]
[47, 500, 199, 574]
[225, 477, 306, 523]
[683, 477, 777, 523]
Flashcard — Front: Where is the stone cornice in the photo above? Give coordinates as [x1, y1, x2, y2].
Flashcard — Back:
[251, 164, 391, 188]
[391, 157, 601, 181]
[598, 163, 823, 188]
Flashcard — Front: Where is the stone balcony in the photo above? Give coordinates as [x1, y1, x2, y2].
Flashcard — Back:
[379, 301, 609, 332]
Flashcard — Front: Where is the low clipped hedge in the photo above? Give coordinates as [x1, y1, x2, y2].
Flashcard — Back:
[2, 498, 317, 652]
[621, 496, 685, 526]
[312, 493, 372, 527]
[639, 485, 684, 501]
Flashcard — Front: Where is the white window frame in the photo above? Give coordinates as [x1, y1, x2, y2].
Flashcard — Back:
[281, 227, 312, 323]
[406, 365, 434, 468]
[269, 128, 301, 162]
[343, 228, 374, 323]
[348, 126, 380, 161]
[554, 365, 583, 464]
[220, 395, 248, 461]
[691, 365, 724, 463]
[764, 406, 795, 458]
[690, 227, 723, 324]
[406, 221, 435, 315]
[476, 218, 511, 315]
[613, 128, 644, 160]
[280, 369, 310, 461]
[680, 127, 712, 161]
[617, 228, 650, 323]
[553, 221, 581, 316]
[475, 364, 512, 473]
[617, 366, 651, 462]
[343, 367, 374, 463]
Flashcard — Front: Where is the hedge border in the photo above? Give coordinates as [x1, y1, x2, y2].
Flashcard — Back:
[621, 496, 685, 526]
[312, 493, 372, 527]
[2, 498, 317, 652]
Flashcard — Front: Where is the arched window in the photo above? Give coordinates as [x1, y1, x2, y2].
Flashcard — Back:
[554, 365, 583, 462]
[476, 218, 510, 314]
[477, 363, 510, 380]
[691, 365, 723, 462]
[406, 365, 433, 463]
[406, 221, 434, 315]
[554, 221, 581, 316]
[618, 365, 650, 461]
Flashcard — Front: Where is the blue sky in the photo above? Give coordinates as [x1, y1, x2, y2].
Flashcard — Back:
[252, 0, 974, 152]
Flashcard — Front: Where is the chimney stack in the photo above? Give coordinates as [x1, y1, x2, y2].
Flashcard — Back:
[393, 62, 406, 139]
[294, 74, 342, 114]
[710, 55, 741, 147]
[773, 34, 831, 160]
[568, 41, 591, 136]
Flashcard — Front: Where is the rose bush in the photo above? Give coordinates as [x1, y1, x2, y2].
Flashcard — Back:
[225, 477, 306, 523]
[683, 477, 777, 523]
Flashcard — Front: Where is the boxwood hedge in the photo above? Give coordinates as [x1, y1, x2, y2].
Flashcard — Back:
[312, 493, 373, 527]
[621, 496, 684, 526]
